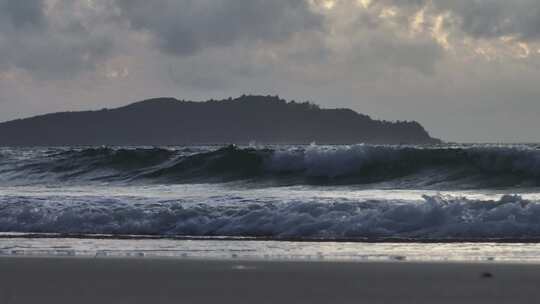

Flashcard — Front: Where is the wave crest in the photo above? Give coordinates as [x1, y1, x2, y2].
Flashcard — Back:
[2, 144, 540, 188]
[1, 194, 540, 240]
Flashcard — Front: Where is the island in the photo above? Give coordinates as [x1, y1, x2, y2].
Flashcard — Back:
[0, 95, 440, 146]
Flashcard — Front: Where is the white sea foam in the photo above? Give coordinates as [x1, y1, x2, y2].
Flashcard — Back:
[267, 144, 540, 177]
[267, 144, 394, 177]
[1, 192, 540, 240]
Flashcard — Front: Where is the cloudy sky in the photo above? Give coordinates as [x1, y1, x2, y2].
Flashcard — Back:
[1, 0, 540, 142]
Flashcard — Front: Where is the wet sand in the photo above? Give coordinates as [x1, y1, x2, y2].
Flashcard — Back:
[0, 256, 539, 304]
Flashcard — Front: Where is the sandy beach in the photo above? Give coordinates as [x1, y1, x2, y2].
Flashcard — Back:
[0, 256, 539, 304]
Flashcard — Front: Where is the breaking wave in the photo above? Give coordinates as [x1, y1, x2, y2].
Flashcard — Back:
[2, 194, 540, 240]
[1, 144, 540, 188]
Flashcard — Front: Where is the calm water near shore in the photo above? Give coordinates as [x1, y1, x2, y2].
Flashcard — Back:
[1, 237, 540, 263]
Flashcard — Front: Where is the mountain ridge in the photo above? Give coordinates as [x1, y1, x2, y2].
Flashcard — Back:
[0, 95, 440, 146]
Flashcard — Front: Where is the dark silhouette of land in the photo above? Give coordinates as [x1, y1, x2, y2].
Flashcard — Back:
[0, 95, 440, 146]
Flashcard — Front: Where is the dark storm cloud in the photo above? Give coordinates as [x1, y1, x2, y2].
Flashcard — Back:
[115, 0, 323, 56]
[0, 0, 115, 79]
[0, 32, 113, 79]
[0, 0, 46, 29]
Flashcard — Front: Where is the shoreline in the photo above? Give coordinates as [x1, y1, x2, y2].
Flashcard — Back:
[1, 256, 539, 303]
[0, 253, 538, 265]
[3, 237, 540, 263]
[4, 232, 540, 244]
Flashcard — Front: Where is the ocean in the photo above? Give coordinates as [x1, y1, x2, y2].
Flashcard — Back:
[2, 143, 540, 262]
